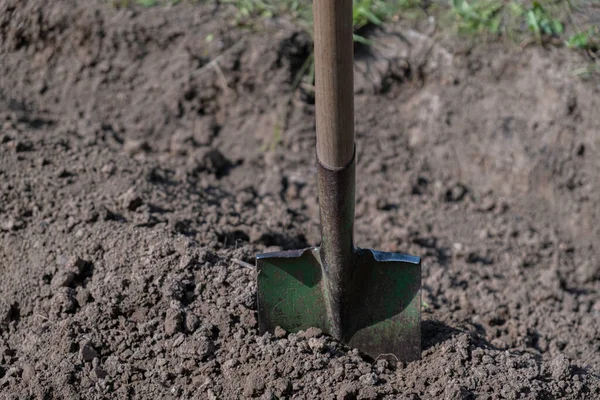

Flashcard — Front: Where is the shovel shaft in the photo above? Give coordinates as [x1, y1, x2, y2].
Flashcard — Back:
[317, 153, 355, 339]
[313, 0, 355, 169]
[313, 0, 356, 339]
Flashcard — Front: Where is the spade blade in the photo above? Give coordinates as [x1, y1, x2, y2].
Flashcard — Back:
[256, 247, 421, 362]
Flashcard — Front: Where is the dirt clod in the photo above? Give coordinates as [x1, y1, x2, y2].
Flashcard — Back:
[243, 372, 265, 397]
[80, 342, 99, 363]
[185, 313, 200, 333]
[51, 271, 75, 289]
[274, 326, 287, 338]
[550, 354, 571, 381]
[164, 307, 184, 337]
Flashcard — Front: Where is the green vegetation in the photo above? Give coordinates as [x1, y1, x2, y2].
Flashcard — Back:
[525, 2, 564, 41]
[566, 27, 599, 51]
[221, 0, 312, 28]
[450, 0, 504, 35]
[217, 0, 424, 39]
[117, 0, 595, 51]
[112, 0, 598, 79]
[351, 0, 425, 43]
[447, 0, 568, 43]
[216, 0, 596, 55]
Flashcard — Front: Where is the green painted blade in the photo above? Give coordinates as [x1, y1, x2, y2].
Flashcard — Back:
[345, 249, 421, 361]
[256, 247, 421, 361]
[256, 247, 331, 335]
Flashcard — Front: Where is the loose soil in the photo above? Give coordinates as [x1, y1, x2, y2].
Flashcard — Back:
[1, 1, 599, 399]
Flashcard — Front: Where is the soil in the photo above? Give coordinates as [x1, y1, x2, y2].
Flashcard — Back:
[1, 0, 599, 399]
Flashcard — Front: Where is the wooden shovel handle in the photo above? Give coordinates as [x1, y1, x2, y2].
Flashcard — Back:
[313, 0, 355, 169]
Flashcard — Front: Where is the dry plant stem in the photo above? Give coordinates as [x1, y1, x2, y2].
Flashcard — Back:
[313, 0, 355, 169]
[232, 258, 255, 269]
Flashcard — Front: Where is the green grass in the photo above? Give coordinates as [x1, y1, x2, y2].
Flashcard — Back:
[121, 0, 594, 51]
[216, 0, 595, 52]
[447, 0, 568, 43]
[218, 0, 424, 38]
[566, 26, 599, 51]
[525, 1, 564, 41]
[116, 0, 595, 50]
[221, 0, 312, 28]
[450, 0, 504, 35]
[116, 0, 598, 79]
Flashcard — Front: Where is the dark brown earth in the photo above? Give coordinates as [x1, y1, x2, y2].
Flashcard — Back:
[1, 0, 599, 399]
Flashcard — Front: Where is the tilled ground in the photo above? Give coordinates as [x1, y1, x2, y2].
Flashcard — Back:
[0, 1, 599, 399]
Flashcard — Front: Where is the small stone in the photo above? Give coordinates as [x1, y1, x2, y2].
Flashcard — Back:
[76, 288, 91, 306]
[308, 337, 326, 353]
[243, 372, 265, 397]
[177, 336, 214, 360]
[359, 372, 377, 385]
[550, 354, 571, 381]
[51, 271, 75, 289]
[358, 386, 378, 400]
[21, 363, 35, 382]
[274, 326, 287, 339]
[164, 308, 184, 337]
[80, 342, 99, 362]
[303, 327, 323, 338]
[185, 313, 200, 333]
[337, 382, 358, 400]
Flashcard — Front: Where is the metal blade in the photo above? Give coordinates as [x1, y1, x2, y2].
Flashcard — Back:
[256, 247, 421, 361]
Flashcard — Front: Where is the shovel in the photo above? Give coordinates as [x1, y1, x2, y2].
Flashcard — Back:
[256, 0, 421, 362]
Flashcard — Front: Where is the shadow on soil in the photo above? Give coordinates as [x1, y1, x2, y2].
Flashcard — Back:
[422, 319, 507, 356]
[422, 319, 462, 350]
